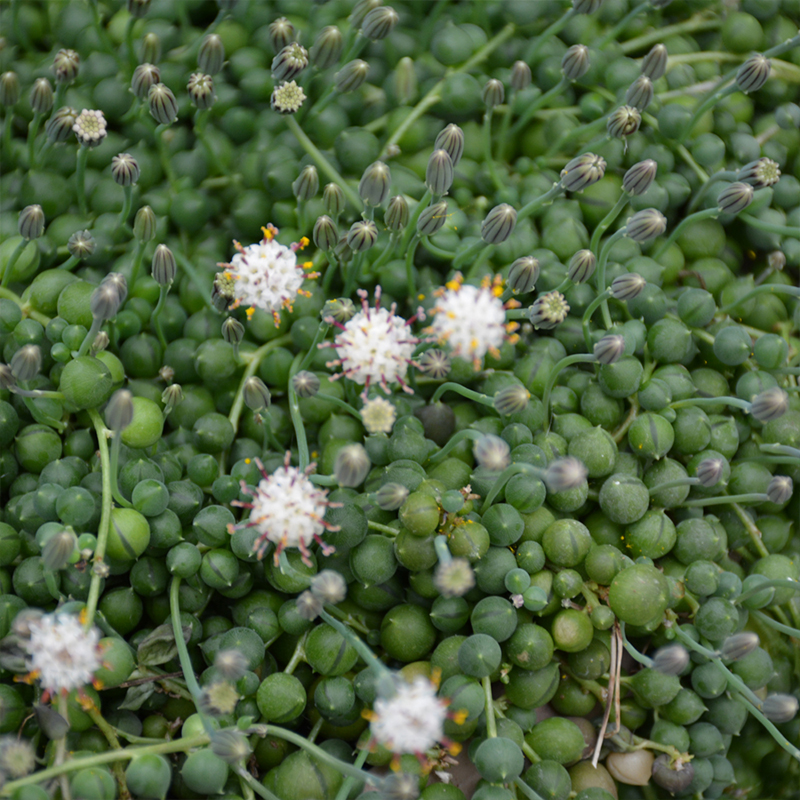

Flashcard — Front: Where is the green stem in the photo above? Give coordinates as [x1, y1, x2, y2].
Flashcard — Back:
[285, 115, 361, 211]
[119, 184, 133, 228]
[735, 579, 800, 606]
[740, 213, 800, 240]
[619, 13, 721, 55]
[618, 622, 654, 668]
[653, 206, 718, 260]
[173, 250, 213, 309]
[0, 238, 29, 289]
[154, 124, 178, 188]
[405, 234, 419, 300]
[595, 228, 627, 329]
[480, 463, 544, 515]
[515, 778, 546, 800]
[452, 238, 489, 271]
[733, 692, 800, 763]
[343, 251, 364, 298]
[761, 444, 800, 458]
[319, 608, 391, 680]
[430, 382, 494, 406]
[151, 284, 171, 350]
[669, 395, 751, 413]
[679, 83, 737, 144]
[426, 428, 484, 464]
[593, 0, 649, 48]
[84, 410, 114, 629]
[108, 430, 133, 509]
[752, 609, 800, 639]
[482, 675, 497, 738]
[542, 354, 597, 424]
[315, 392, 362, 420]
[648, 478, 699, 495]
[332, 747, 369, 800]
[420, 236, 456, 261]
[732, 502, 771, 559]
[283, 631, 308, 674]
[589, 194, 629, 257]
[399, 190, 431, 255]
[128, 240, 146, 293]
[687, 169, 737, 213]
[125, 16, 137, 74]
[581, 288, 612, 351]
[235, 767, 280, 800]
[169, 577, 202, 701]
[289, 352, 311, 470]
[321, 250, 340, 295]
[516, 183, 564, 224]
[369, 233, 397, 272]
[76, 146, 90, 217]
[298, 321, 331, 373]
[526, 8, 576, 65]
[434, 535, 453, 564]
[57, 254, 81, 271]
[26, 110, 43, 168]
[483, 108, 504, 193]
[368, 520, 399, 537]
[508, 79, 568, 139]
[56, 692, 72, 800]
[680, 492, 769, 507]
[76, 317, 103, 358]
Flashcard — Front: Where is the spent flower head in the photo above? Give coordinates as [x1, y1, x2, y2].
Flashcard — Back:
[73, 109, 107, 147]
[361, 396, 397, 434]
[545, 457, 588, 492]
[271, 80, 306, 113]
[473, 435, 511, 472]
[310, 570, 348, 604]
[434, 558, 476, 598]
[529, 291, 570, 329]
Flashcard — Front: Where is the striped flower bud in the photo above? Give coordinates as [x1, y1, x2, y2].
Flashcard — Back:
[18, 205, 44, 240]
[134, 205, 156, 242]
[766, 475, 793, 505]
[610, 272, 647, 301]
[310, 570, 347, 604]
[347, 220, 378, 252]
[717, 182, 754, 215]
[561, 44, 590, 81]
[268, 17, 295, 54]
[335, 59, 369, 93]
[607, 105, 641, 139]
[210, 730, 251, 765]
[292, 371, 320, 398]
[426, 150, 454, 196]
[293, 165, 320, 202]
[0, 364, 15, 390]
[376, 482, 409, 511]
[625, 208, 666, 242]
[651, 644, 689, 676]
[736, 54, 771, 94]
[573, 0, 603, 13]
[53, 49, 80, 83]
[508, 256, 540, 293]
[529, 291, 570, 329]
[187, 72, 215, 109]
[434, 123, 465, 167]
[296, 590, 323, 620]
[271, 80, 305, 114]
[494, 385, 530, 416]
[106, 389, 134, 430]
[313, 215, 339, 251]
[750, 387, 788, 423]
[560, 153, 606, 192]
[482, 78, 505, 108]
[417, 201, 448, 236]
[720, 632, 760, 662]
[593, 334, 626, 365]
[474, 435, 511, 472]
[127, 0, 151, 18]
[335, 444, 371, 487]
[737, 157, 780, 189]
[568, 249, 596, 283]
[148, 83, 178, 125]
[272, 42, 308, 82]
[131, 63, 160, 99]
[761, 694, 799, 724]
[623, 159, 657, 196]
[91, 283, 121, 321]
[695, 458, 726, 488]
[322, 298, 356, 323]
[111, 153, 140, 187]
[45, 106, 78, 143]
[68, 230, 95, 259]
[102, 273, 128, 306]
[30, 78, 54, 114]
[0, 71, 20, 106]
[141, 32, 161, 64]
[361, 6, 399, 40]
[243, 376, 271, 411]
[10, 344, 41, 381]
[351, 0, 381, 27]
[385, 196, 409, 231]
[510, 60, 532, 91]
[394, 57, 417, 104]
[323, 183, 345, 217]
[310, 26, 343, 70]
[359, 161, 391, 207]
[151, 244, 176, 285]
[214, 649, 248, 682]
[162, 384, 183, 411]
[481, 203, 516, 244]
[625, 75, 654, 111]
[42, 529, 77, 572]
[418, 348, 450, 379]
[641, 43, 668, 81]
[545, 456, 588, 492]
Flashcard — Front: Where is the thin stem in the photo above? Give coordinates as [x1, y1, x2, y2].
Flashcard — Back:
[679, 83, 736, 144]
[420, 236, 455, 261]
[426, 428, 484, 464]
[508, 79, 568, 140]
[481, 463, 544, 514]
[76, 317, 103, 358]
[173, 250, 213, 308]
[27, 110, 43, 168]
[740, 213, 800, 241]
[581, 288, 613, 351]
[430, 382, 494, 406]
[618, 622, 654, 668]
[526, 8, 576, 64]
[109, 430, 133, 509]
[84, 409, 114, 629]
[619, 13, 721, 55]
[0, 238, 29, 289]
[56, 693, 73, 800]
[76, 146, 90, 217]
[154, 124, 178, 188]
[434, 535, 453, 564]
[119, 184, 133, 228]
[752, 609, 800, 640]
[332, 747, 369, 800]
[151, 284, 171, 350]
[669, 395, 751, 413]
[315, 392, 362, 420]
[169, 577, 202, 701]
[482, 676, 497, 738]
[516, 183, 564, 224]
[735, 579, 800, 606]
[319, 608, 391, 680]
[283, 631, 309, 674]
[236, 766, 281, 800]
[589, 194, 629, 257]
[596, 228, 627, 329]
[680, 493, 769, 508]
[288, 352, 311, 470]
[483, 108, 504, 193]
[125, 16, 137, 74]
[648, 477, 699, 495]
[128, 240, 146, 293]
[452, 238, 490, 271]
[542, 354, 596, 424]
[733, 692, 800, 763]
[653, 206, 719, 260]
[593, 0, 649, 48]
[57, 254, 81, 271]
[298, 321, 331, 373]
[687, 169, 737, 213]
[405, 234, 420, 300]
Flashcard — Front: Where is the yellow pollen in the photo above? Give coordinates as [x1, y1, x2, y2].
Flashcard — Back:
[246, 307, 255, 319]
[299, 236, 310, 249]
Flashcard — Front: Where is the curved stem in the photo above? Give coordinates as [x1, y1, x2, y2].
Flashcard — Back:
[542, 353, 596, 424]
[669, 395, 752, 413]
[109, 430, 133, 509]
[517, 183, 564, 224]
[76, 317, 103, 358]
[752, 609, 800, 639]
[119, 184, 133, 228]
[480, 462, 544, 514]
[581, 288, 612, 351]
[452, 238, 489, 271]
[593, 0, 649, 48]
[680, 492, 768, 507]
[0, 238, 29, 289]
[404, 234, 420, 300]
[733, 692, 800, 763]
[735, 579, 800, 606]
[430, 382, 494, 406]
[151, 284, 170, 350]
[527, 8, 576, 65]
[595, 228, 627, 329]
[76, 146, 90, 217]
[653, 206, 719, 260]
[57, 254, 81, 271]
[125, 16, 137, 73]
[740, 212, 800, 240]
[426, 428, 484, 464]
[619, 14, 721, 55]
[648, 477, 699, 495]
[169, 577, 202, 701]
[315, 392, 362, 420]
[483, 108, 504, 193]
[687, 169, 737, 213]
[679, 83, 736, 144]
[26, 110, 43, 168]
[589, 194, 629, 257]
[318, 607, 391, 680]
[509, 79, 568, 140]
[288, 352, 311, 470]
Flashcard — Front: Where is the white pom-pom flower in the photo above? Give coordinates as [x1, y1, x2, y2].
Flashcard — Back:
[24, 612, 102, 696]
[216, 224, 318, 323]
[231, 454, 339, 564]
[428, 274, 519, 368]
[325, 287, 422, 399]
[361, 396, 397, 434]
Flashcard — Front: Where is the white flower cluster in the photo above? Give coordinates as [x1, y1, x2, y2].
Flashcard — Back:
[360, 397, 397, 435]
[72, 109, 107, 147]
[25, 612, 101, 695]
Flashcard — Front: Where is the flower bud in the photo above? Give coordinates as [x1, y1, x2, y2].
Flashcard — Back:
[720, 631, 760, 662]
[18, 205, 44, 240]
[736, 54, 770, 94]
[68, 230, 95, 259]
[310, 26, 344, 70]
[272, 42, 308, 82]
[510, 60, 532, 91]
[292, 370, 320, 398]
[73, 108, 107, 147]
[761, 694, 799, 723]
[351, 0, 381, 27]
[335, 59, 369, 93]
[269, 17, 295, 53]
[91, 283, 121, 321]
[141, 32, 161, 64]
[610, 272, 647, 301]
[197, 34, 225, 75]
[134, 205, 157, 242]
[111, 153, 140, 187]
[426, 150, 454, 196]
[567, 249, 596, 283]
[0, 71, 20, 106]
[481, 203, 516, 244]
[42, 529, 78, 572]
[545, 456, 588, 492]
[494, 385, 530, 416]
[151, 244, 176, 285]
[434, 123, 465, 168]
[310, 570, 347, 604]
[418, 348, 450, 379]
[560, 152, 606, 192]
[375, 482, 409, 511]
[296, 590, 323, 620]
[335, 444, 371, 487]
[625, 75, 654, 111]
[651, 644, 689, 676]
[313, 216, 339, 252]
[30, 78, 54, 114]
[529, 291, 570, 330]
[508, 256, 540, 293]
[243, 376, 271, 411]
[187, 72, 215, 109]
[695, 458, 726, 488]
[417, 201, 448, 236]
[291, 165, 319, 203]
[127, 0, 151, 18]
[106, 389, 134, 430]
[91, 330, 109, 354]
[561, 44, 590, 81]
[102, 273, 128, 306]
[210, 730, 252, 764]
[593, 334, 626, 365]
[131, 63, 160, 99]
[768, 250, 786, 271]
[347, 220, 378, 252]
[10, 344, 41, 381]
[319, 185, 344, 220]
[482, 78, 504, 108]
[607, 105, 641, 139]
[625, 208, 666, 242]
[737, 157, 780, 189]
[148, 83, 178, 125]
[322, 298, 356, 324]
[393, 56, 417, 105]
[162, 383, 184, 409]
[750, 387, 788, 423]
[641, 43, 668, 81]
[434, 558, 475, 598]
[45, 106, 78, 143]
[362, 6, 399, 40]
[573, 0, 603, 12]
[53, 49, 80, 83]
[474, 435, 511, 472]
[271, 80, 306, 114]
[623, 159, 657, 196]
[0, 364, 16, 391]
[385, 195, 409, 232]
[766, 475, 793, 505]
[215, 649, 249, 682]
[716, 181, 754, 215]
[359, 161, 391, 207]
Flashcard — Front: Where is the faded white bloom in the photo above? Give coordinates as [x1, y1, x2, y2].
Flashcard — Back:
[72, 108, 107, 147]
[361, 396, 397, 434]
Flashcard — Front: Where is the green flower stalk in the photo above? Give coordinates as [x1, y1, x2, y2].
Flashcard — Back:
[1, 205, 44, 289]
[27, 78, 53, 168]
[151, 244, 176, 349]
[105, 389, 134, 510]
[582, 272, 648, 350]
[111, 153, 140, 228]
